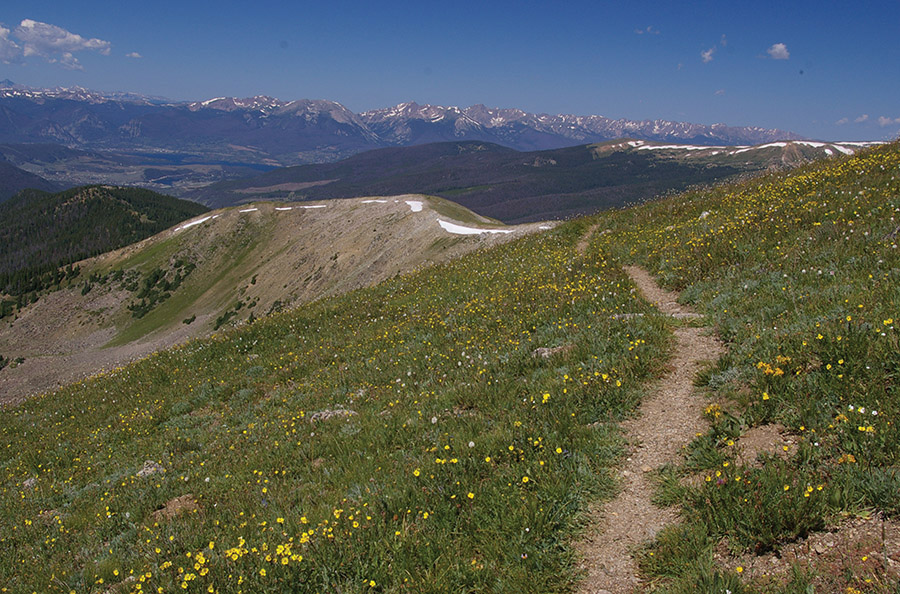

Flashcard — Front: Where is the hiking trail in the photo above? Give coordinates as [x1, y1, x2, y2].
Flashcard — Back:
[576, 264, 724, 593]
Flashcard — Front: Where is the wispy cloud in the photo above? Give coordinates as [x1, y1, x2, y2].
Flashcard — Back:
[634, 25, 659, 35]
[2, 19, 111, 70]
[714, 89, 726, 96]
[0, 24, 22, 64]
[837, 114, 870, 126]
[701, 47, 716, 63]
[878, 116, 900, 127]
[126, 52, 142, 59]
[766, 43, 790, 60]
[720, 34, 727, 47]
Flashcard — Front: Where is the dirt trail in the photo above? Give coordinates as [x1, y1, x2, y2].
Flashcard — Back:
[576, 223, 602, 255]
[576, 265, 724, 593]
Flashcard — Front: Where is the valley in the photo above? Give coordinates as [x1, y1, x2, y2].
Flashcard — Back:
[0, 82, 806, 196]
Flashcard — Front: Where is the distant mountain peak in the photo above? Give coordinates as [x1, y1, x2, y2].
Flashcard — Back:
[0, 84, 806, 166]
[0, 83, 170, 105]
[360, 101, 803, 148]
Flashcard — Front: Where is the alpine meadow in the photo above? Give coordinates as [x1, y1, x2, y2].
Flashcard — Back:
[3, 3, 900, 592]
[2, 139, 898, 593]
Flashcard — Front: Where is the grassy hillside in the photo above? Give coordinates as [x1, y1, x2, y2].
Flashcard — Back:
[0, 196, 540, 404]
[0, 215, 671, 593]
[1, 142, 898, 593]
[0, 185, 208, 297]
[590, 141, 900, 591]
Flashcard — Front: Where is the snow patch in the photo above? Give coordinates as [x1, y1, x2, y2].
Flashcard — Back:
[824, 148, 834, 156]
[299, 204, 327, 209]
[834, 141, 884, 147]
[406, 200, 424, 212]
[833, 145, 855, 155]
[239, 207, 259, 213]
[437, 219, 513, 235]
[636, 144, 716, 151]
[361, 199, 388, 204]
[275, 207, 292, 211]
[732, 141, 788, 155]
[175, 214, 219, 231]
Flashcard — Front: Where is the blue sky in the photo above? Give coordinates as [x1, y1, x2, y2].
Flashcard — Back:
[1, 0, 898, 141]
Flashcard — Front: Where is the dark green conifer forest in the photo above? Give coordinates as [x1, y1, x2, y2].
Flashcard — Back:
[0, 185, 207, 304]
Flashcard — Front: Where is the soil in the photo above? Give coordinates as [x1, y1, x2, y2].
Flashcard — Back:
[735, 423, 797, 467]
[150, 494, 200, 522]
[715, 514, 900, 591]
[576, 265, 724, 593]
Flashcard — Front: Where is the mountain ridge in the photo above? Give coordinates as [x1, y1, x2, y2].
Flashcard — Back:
[188, 138, 877, 223]
[0, 82, 805, 166]
[0, 194, 542, 402]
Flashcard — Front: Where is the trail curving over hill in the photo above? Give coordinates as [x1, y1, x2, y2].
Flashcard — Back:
[576, 265, 724, 593]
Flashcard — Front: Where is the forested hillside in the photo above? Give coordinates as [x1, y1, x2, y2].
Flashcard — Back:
[189, 140, 749, 223]
[0, 186, 208, 299]
[0, 161, 60, 202]
[190, 139, 864, 223]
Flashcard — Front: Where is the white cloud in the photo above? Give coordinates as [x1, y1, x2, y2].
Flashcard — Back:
[720, 34, 727, 47]
[0, 24, 22, 63]
[714, 89, 726, 96]
[54, 51, 83, 70]
[11, 19, 110, 69]
[701, 47, 716, 63]
[126, 51, 142, 59]
[854, 114, 869, 123]
[634, 25, 659, 35]
[835, 118, 849, 125]
[878, 116, 900, 127]
[767, 43, 790, 60]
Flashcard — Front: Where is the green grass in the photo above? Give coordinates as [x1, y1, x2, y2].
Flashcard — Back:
[106, 217, 265, 347]
[0, 218, 671, 593]
[590, 141, 900, 591]
[3, 142, 900, 593]
[422, 195, 505, 226]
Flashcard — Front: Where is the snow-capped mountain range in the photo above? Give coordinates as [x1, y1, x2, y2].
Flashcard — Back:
[0, 81, 803, 165]
[359, 102, 802, 149]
